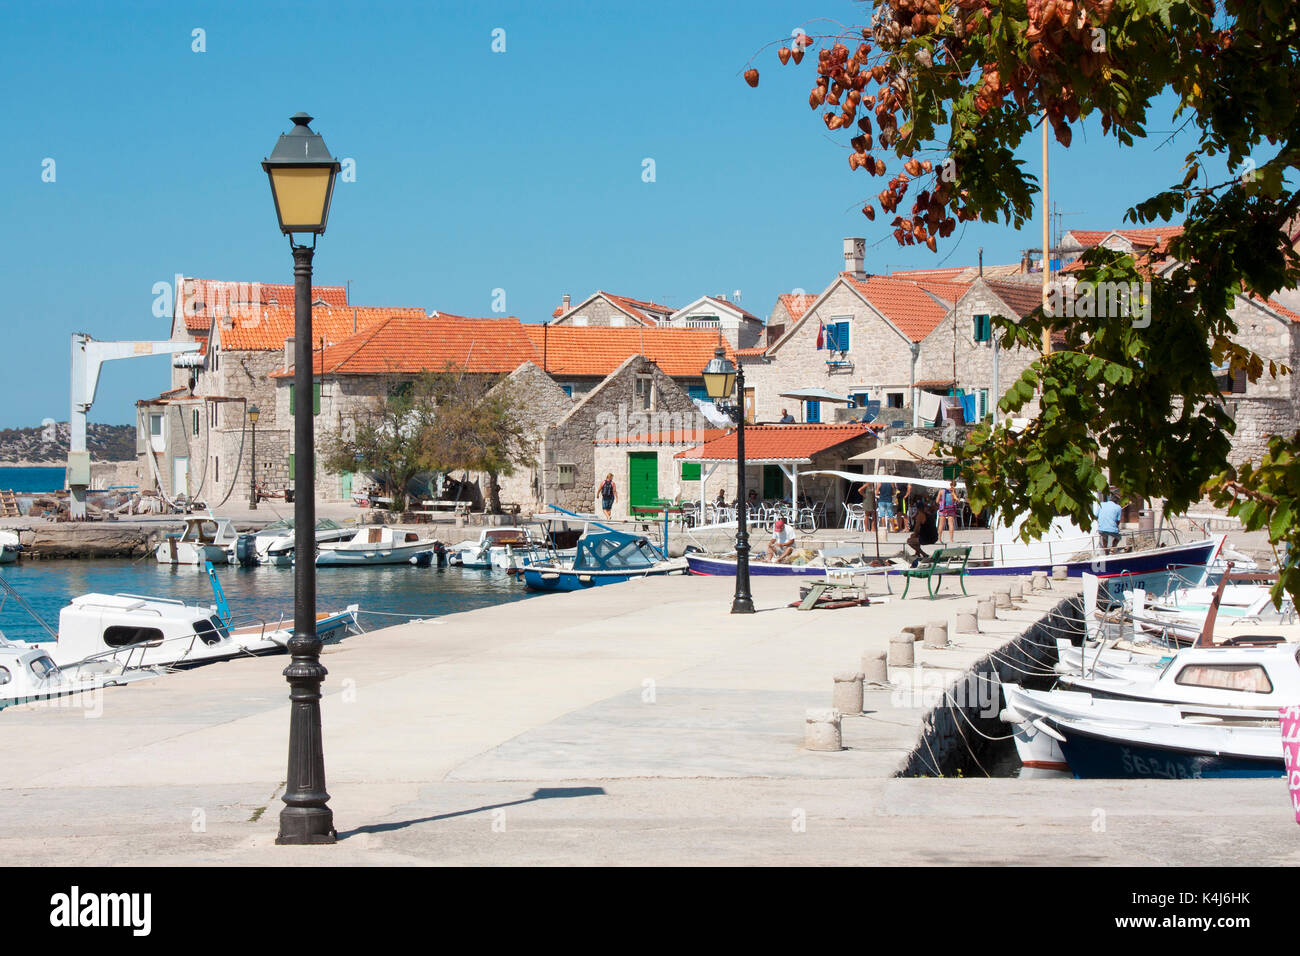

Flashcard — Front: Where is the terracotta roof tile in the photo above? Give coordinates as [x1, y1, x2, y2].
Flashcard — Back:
[181, 278, 349, 332]
[777, 293, 818, 322]
[1066, 226, 1184, 250]
[524, 325, 734, 377]
[842, 274, 951, 341]
[276, 315, 540, 377]
[984, 278, 1045, 318]
[596, 428, 729, 446]
[675, 423, 879, 462]
[219, 305, 426, 351]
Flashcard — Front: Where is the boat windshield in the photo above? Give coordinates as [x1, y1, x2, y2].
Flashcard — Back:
[572, 533, 661, 571]
[29, 655, 58, 679]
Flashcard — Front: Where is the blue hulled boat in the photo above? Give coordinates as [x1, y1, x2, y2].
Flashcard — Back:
[521, 531, 686, 592]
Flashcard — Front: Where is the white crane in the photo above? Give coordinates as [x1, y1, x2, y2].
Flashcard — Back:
[68, 333, 201, 519]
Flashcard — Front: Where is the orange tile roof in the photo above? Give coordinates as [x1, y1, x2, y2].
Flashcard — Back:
[601, 291, 675, 324]
[703, 296, 761, 321]
[984, 278, 1045, 318]
[1255, 296, 1300, 324]
[842, 275, 952, 341]
[524, 325, 734, 377]
[675, 423, 878, 462]
[889, 267, 968, 282]
[276, 315, 540, 376]
[219, 305, 426, 351]
[1066, 226, 1184, 250]
[777, 293, 818, 322]
[596, 428, 729, 446]
[181, 278, 349, 332]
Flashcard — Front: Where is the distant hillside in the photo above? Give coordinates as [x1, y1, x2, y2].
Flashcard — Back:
[0, 422, 136, 463]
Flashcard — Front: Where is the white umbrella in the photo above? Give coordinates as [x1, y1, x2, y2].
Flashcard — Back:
[849, 434, 940, 463]
[778, 387, 852, 403]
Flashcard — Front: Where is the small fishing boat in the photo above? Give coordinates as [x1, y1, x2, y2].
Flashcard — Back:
[522, 530, 687, 592]
[234, 517, 356, 566]
[315, 525, 440, 567]
[0, 633, 160, 711]
[155, 516, 240, 566]
[449, 526, 547, 570]
[1000, 683, 1284, 779]
[0, 531, 20, 565]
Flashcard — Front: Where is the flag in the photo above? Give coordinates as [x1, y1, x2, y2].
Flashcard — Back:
[816, 321, 824, 349]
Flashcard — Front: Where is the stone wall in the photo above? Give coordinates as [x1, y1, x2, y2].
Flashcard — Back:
[544, 356, 707, 514]
[555, 298, 643, 327]
[744, 280, 920, 423]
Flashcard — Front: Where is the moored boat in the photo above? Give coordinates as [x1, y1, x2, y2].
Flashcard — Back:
[522, 530, 686, 592]
[315, 525, 440, 567]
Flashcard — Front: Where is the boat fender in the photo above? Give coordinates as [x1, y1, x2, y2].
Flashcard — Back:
[999, 706, 1023, 724]
[1031, 717, 1067, 743]
[578, 574, 593, 584]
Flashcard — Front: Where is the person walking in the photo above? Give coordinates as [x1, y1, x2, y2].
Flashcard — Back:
[599, 473, 617, 519]
[935, 481, 959, 544]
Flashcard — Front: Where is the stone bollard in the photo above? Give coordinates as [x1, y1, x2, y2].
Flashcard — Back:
[804, 708, 843, 752]
[862, 649, 889, 686]
[976, 598, 996, 620]
[901, 624, 926, 642]
[994, 588, 1012, 609]
[833, 671, 865, 715]
[955, 610, 979, 634]
[889, 632, 915, 667]
[1052, 564, 1068, 581]
[1030, 571, 1049, 591]
[1009, 580, 1024, 602]
[924, 619, 949, 648]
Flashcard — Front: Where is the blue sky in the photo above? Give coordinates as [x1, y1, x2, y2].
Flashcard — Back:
[1, 0, 1209, 428]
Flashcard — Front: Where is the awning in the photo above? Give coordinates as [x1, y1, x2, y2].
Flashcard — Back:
[848, 434, 940, 463]
[778, 387, 852, 403]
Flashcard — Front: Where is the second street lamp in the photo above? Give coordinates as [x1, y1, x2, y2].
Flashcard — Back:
[247, 404, 260, 510]
[701, 347, 754, 614]
[263, 112, 341, 846]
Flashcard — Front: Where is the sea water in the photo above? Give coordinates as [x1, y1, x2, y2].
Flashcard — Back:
[0, 558, 538, 644]
[0, 466, 66, 493]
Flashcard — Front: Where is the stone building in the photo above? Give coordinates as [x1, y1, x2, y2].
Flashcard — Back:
[540, 355, 709, 515]
[743, 240, 969, 425]
[549, 291, 674, 327]
[141, 275, 424, 504]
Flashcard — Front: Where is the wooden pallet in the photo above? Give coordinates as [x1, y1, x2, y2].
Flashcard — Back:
[0, 489, 19, 517]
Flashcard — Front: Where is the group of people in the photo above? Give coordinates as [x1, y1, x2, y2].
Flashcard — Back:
[854, 478, 963, 563]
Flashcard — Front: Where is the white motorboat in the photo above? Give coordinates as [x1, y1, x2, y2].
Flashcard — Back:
[0, 632, 160, 711]
[0, 531, 20, 565]
[155, 516, 239, 566]
[316, 525, 440, 567]
[234, 517, 356, 566]
[50, 592, 360, 669]
[449, 526, 549, 569]
[1000, 683, 1284, 778]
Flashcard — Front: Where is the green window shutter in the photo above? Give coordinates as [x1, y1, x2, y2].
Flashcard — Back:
[313, 383, 321, 415]
[973, 314, 991, 342]
[680, 461, 701, 482]
[288, 453, 295, 481]
[289, 385, 295, 416]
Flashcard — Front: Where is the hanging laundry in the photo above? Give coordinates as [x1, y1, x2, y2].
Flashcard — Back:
[917, 390, 942, 424]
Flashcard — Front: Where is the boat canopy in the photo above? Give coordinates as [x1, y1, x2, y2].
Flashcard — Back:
[572, 532, 662, 572]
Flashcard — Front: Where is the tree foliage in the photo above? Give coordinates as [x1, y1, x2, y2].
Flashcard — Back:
[322, 366, 538, 513]
[751, 0, 1300, 604]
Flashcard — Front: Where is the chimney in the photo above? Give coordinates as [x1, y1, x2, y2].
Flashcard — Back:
[843, 237, 866, 277]
[733, 289, 742, 306]
[716, 292, 728, 303]
[284, 337, 294, 373]
[561, 293, 570, 312]
[220, 312, 235, 330]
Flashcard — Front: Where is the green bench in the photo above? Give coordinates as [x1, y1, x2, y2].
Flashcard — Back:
[901, 545, 972, 599]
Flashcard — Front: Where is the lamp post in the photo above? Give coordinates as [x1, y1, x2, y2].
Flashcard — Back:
[702, 347, 754, 614]
[248, 404, 260, 510]
[263, 112, 341, 845]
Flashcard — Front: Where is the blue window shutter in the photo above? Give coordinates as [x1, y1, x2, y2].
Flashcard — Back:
[805, 400, 821, 423]
[836, 321, 850, 351]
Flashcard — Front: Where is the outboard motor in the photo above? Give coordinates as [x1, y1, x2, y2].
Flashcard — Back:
[432, 541, 447, 567]
[235, 533, 259, 568]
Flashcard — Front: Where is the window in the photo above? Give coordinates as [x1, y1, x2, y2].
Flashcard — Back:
[104, 626, 165, 648]
[561, 384, 574, 397]
[635, 375, 654, 411]
[1216, 368, 1248, 394]
[886, 392, 905, 409]
[681, 461, 701, 481]
[822, 319, 851, 351]
[290, 384, 322, 415]
[194, 617, 228, 646]
[805, 400, 821, 423]
[192, 409, 200, 436]
[1174, 663, 1273, 693]
[214, 457, 219, 483]
[149, 414, 163, 437]
[850, 391, 869, 408]
[978, 388, 989, 421]
[29, 655, 57, 679]
[687, 384, 709, 402]
[973, 314, 992, 343]
[557, 464, 575, 488]
[0, 666, 9, 686]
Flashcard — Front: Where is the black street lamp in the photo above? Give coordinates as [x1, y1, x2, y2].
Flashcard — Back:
[248, 404, 260, 510]
[701, 347, 754, 614]
[263, 112, 341, 846]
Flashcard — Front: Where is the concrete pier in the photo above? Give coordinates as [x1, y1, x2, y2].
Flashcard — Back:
[1, 572, 1296, 866]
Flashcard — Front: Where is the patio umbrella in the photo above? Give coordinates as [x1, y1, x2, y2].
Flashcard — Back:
[777, 387, 852, 403]
[849, 433, 939, 463]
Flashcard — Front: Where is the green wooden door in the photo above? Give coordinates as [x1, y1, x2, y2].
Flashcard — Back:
[628, 452, 659, 509]
[340, 471, 353, 499]
[763, 465, 784, 499]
